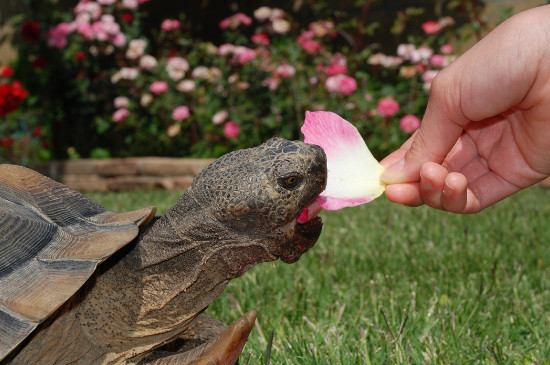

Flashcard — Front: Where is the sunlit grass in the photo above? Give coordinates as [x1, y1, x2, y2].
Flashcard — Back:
[87, 187, 550, 364]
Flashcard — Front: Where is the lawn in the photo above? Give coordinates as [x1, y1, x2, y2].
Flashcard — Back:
[86, 186, 550, 364]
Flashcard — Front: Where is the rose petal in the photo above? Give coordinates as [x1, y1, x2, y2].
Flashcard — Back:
[301, 111, 385, 210]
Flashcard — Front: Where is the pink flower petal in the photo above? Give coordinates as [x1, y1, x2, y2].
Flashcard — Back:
[301, 111, 385, 210]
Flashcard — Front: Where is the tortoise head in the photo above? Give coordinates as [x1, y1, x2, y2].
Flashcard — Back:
[188, 137, 326, 263]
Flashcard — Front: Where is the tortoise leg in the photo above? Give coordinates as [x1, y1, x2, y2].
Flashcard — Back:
[141, 310, 256, 365]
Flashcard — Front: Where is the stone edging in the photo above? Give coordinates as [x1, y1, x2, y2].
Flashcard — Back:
[32, 157, 216, 192]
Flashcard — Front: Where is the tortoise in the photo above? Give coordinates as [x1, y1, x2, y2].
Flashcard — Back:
[0, 137, 327, 364]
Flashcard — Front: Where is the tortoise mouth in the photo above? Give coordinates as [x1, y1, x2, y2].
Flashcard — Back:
[279, 215, 322, 264]
[276, 198, 323, 264]
[296, 198, 323, 224]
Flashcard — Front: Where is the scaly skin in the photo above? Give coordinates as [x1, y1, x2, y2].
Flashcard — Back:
[6, 138, 326, 364]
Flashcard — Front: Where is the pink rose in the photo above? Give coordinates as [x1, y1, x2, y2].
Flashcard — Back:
[112, 108, 130, 123]
[421, 70, 439, 83]
[47, 23, 73, 48]
[218, 44, 235, 56]
[399, 114, 420, 134]
[76, 1, 101, 19]
[430, 54, 446, 68]
[253, 7, 272, 21]
[338, 75, 357, 95]
[111, 67, 138, 83]
[236, 13, 252, 26]
[234, 47, 256, 64]
[100, 15, 119, 33]
[219, 12, 252, 30]
[91, 21, 108, 41]
[325, 74, 357, 96]
[177, 79, 195, 92]
[172, 106, 190, 121]
[75, 22, 94, 40]
[299, 39, 321, 54]
[149, 80, 169, 95]
[309, 20, 334, 38]
[126, 39, 147, 59]
[440, 44, 453, 54]
[325, 76, 341, 94]
[56, 22, 74, 36]
[212, 110, 228, 125]
[325, 63, 347, 76]
[414, 45, 434, 63]
[272, 19, 290, 34]
[139, 55, 158, 70]
[166, 56, 189, 80]
[421, 21, 440, 35]
[47, 31, 67, 48]
[114, 96, 129, 108]
[422, 70, 439, 91]
[275, 64, 295, 78]
[161, 19, 180, 32]
[166, 124, 181, 137]
[376, 97, 399, 117]
[112, 32, 126, 47]
[223, 121, 241, 139]
[122, 0, 138, 9]
[218, 17, 232, 30]
[191, 66, 209, 79]
[397, 43, 416, 60]
[297, 30, 314, 42]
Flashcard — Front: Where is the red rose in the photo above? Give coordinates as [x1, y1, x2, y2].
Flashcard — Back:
[1, 138, 14, 149]
[167, 48, 178, 58]
[121, 12, 133, 23]
[251, 32, 270, 45]
[74, 52, 87, 62]
[33, 126, 42, 137]
[20, 20, 40, 43]
[0, 66, 14, 78]
[0, 81, 28, 116]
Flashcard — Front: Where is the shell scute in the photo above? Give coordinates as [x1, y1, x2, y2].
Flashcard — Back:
[0, 164, 156, 361]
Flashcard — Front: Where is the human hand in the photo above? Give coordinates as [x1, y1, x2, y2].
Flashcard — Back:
[380, 5, 550, 213]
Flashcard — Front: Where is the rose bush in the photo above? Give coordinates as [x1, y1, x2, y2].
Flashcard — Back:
[7, 0, 491, 161]
[0, 65, 49, 164]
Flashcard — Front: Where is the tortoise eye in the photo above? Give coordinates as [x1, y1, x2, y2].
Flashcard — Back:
[278, 174, 302, 190]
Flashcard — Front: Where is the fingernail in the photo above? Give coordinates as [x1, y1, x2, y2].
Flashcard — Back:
[442, 180, 454, 196]
[381, 158, 405, 183]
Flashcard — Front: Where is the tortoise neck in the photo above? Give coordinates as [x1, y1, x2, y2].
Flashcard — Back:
[67, 190, 276, 360]
[113, 189, 275, 331]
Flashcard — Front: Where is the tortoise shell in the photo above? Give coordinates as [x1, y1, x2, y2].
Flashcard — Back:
[0, 164, 156, 360]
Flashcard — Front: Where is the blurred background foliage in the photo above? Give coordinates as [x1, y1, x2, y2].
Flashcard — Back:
[0, 0, 546, 164]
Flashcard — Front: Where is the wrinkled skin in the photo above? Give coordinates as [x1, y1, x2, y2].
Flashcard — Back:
[6, 137, 326, 365]
[191, 137, 327, 262]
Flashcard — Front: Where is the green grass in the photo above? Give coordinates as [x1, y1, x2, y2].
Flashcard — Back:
[86, 187, 550, 364]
